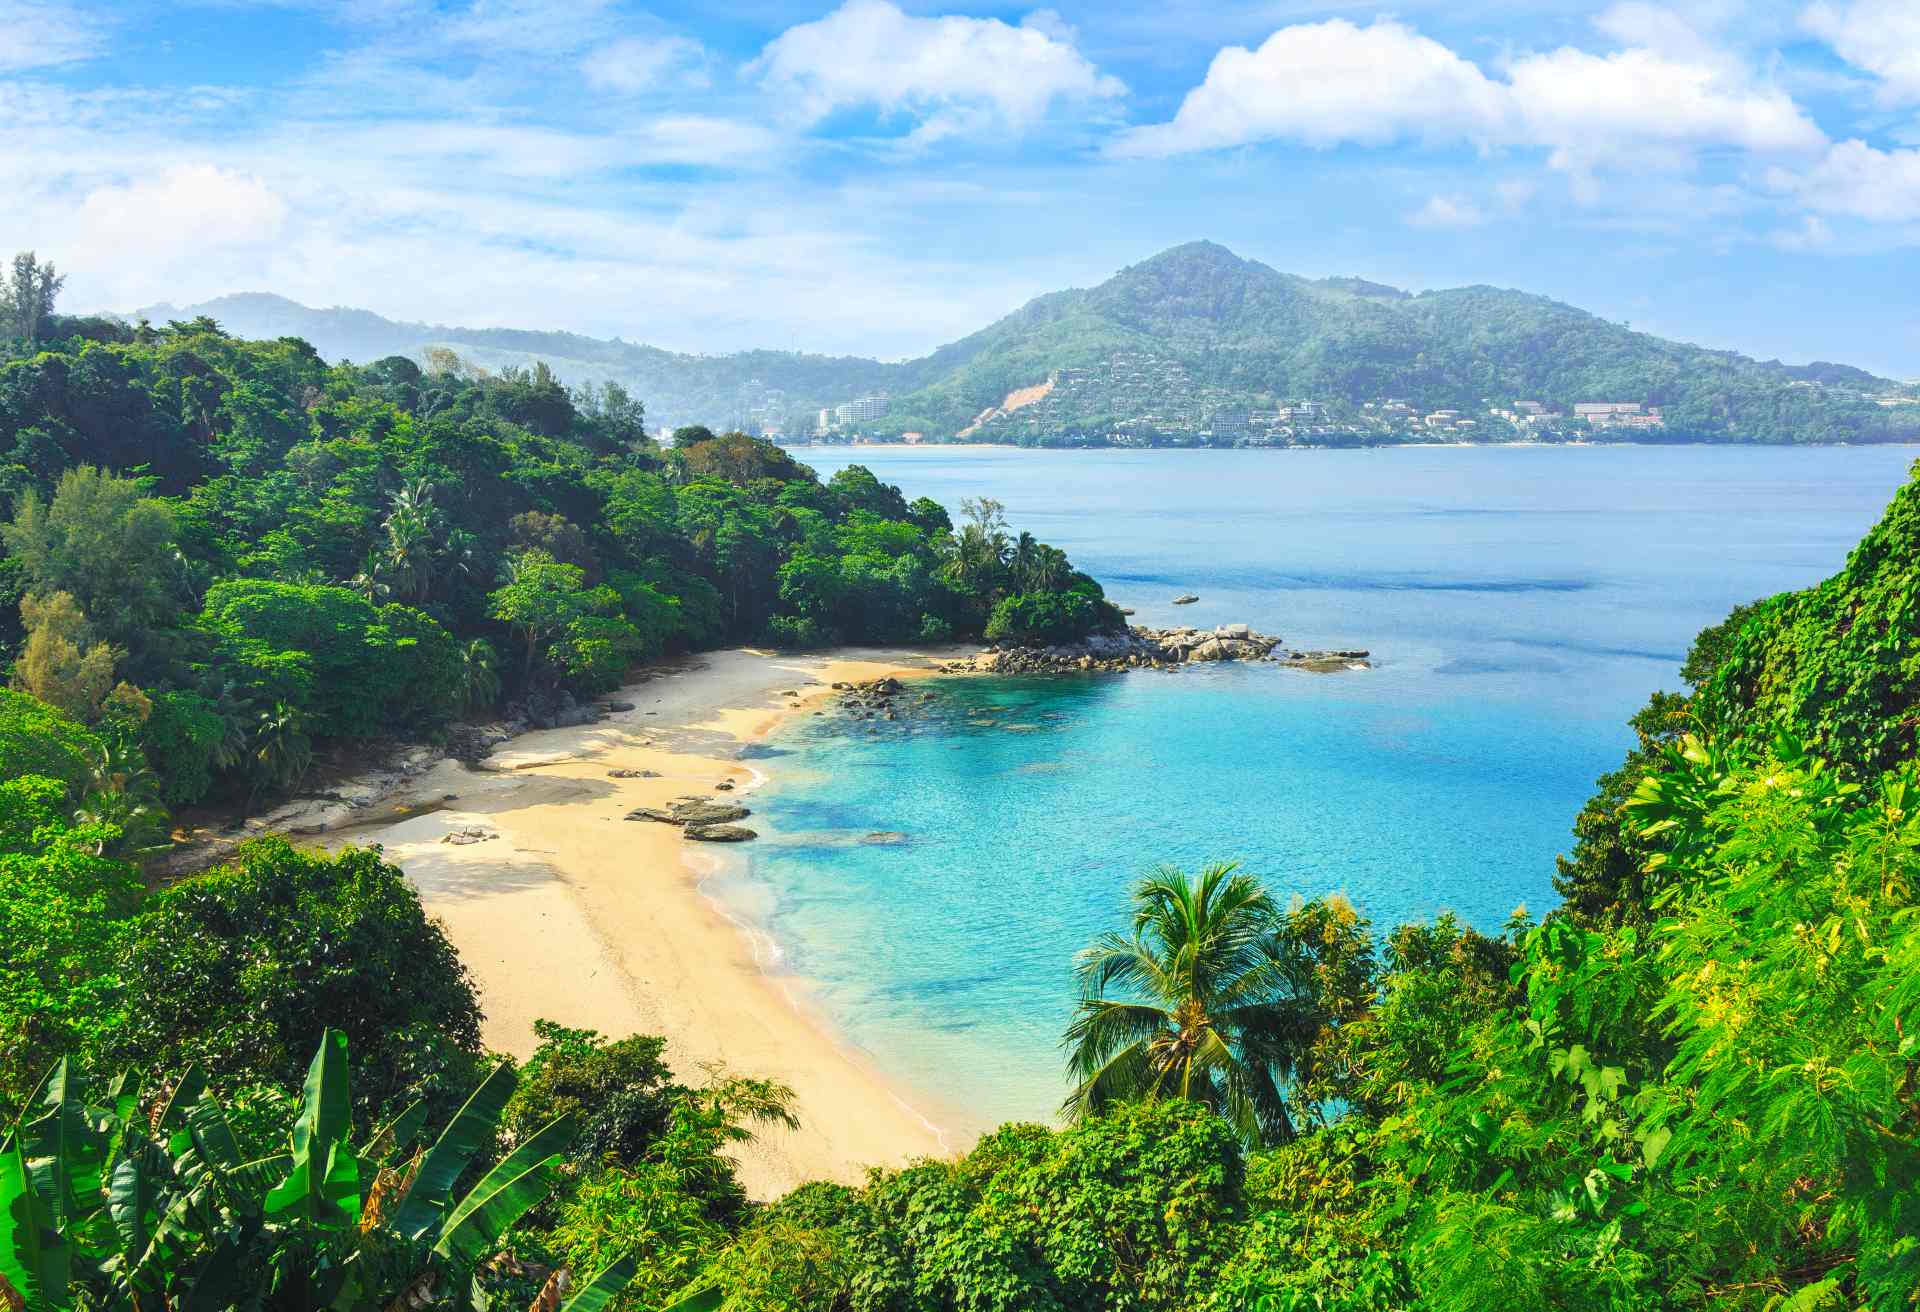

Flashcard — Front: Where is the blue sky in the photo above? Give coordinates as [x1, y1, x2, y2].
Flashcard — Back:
[4, 0, 1918, 374]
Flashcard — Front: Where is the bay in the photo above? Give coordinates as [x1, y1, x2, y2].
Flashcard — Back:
[706, 444, 1920, 1131]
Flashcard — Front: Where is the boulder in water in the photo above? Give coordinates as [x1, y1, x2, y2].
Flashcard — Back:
[686, 824, 756, 842]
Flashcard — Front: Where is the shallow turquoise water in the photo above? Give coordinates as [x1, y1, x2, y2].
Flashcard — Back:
[707, 445, 1920, 1129]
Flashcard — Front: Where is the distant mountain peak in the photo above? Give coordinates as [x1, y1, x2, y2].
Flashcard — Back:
[124, 244, 1903, 442]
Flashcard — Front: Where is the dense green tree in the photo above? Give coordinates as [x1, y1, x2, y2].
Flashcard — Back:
[0, 772, 140, 1112]
[4, 250, 64, 344]
[0, 684, 103, 792]
[197, 578, 460, 736]
[503, 1022, 689, 1168]
[3, 465, 183, 665]
[489, 549, 624, 687]
[107, 838, 485, 1120]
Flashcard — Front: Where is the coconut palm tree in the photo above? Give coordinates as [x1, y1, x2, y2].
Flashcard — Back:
[1062, 861, 1316, 1146]
[377, 479, 440, 602]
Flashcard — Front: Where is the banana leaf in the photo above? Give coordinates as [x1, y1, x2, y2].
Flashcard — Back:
[434, 1114, 574, 1244]
[262, 1032, 359, 1228]
[658, 1287, 723, 1312]
[106, 1151, 157, 1268]
[0, 1137, 70, 1311]
[158, 1067, 208, 1150]
[182, 1098, 243, 1177]
[430, 1154, 561, 1264]
[390, 1061, 515, 1240]
[556, 1254, 634, 1312]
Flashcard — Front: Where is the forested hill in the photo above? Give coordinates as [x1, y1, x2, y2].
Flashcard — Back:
[0, 307, 1119, 817]
[878, 242, 1916, 442]
[136, 242, 1919, 445]
[132, 291, 900, 437]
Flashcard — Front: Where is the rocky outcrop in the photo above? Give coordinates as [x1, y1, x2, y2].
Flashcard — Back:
[685, 824, 757, 842]
[935, 623, 1371, 676]
[626, 798, 752, 826]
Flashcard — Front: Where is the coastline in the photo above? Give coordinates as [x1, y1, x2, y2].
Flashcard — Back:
[322, 646, 965, 1199]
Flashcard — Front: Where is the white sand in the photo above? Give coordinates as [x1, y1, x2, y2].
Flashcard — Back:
[325, 647, 962, 1199]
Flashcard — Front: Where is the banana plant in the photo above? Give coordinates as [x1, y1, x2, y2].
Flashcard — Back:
[0, 1031, 721, 1312]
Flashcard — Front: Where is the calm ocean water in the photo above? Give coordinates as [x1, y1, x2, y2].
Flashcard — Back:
[705, 445, 1920, 1131]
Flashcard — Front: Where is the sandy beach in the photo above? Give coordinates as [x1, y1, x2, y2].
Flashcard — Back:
[324, 646, 960, 1199]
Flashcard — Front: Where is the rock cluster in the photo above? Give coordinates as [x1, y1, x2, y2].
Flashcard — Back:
[934, 624, 1371, 676]
[625, 796, 758, 842]
[831, 676, 918, 720]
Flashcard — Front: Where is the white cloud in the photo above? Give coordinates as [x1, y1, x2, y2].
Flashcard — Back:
[1770, 138, 1920, 220]
[581, 35, 708, 95]
[1112, 17, 1824, 170]
[1406, 194, 1486, 228]
[1113, 20, 1507, 155]
[754, 0, 1123, 142]
[1771, 214, 1835, 248]
[76, 166, 288, 253]
[1506, 45, 1823, 164]
[0, 0, 100, 71]
[1803, 0, 1920, 105]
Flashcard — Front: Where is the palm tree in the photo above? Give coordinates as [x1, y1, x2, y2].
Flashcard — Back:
[377, 479, 439, 602]
[1062, 861, 1315, 1146]
[250, 701, 314, 800]
[457, 637, 501, 712]
[74, 739, 171, 858]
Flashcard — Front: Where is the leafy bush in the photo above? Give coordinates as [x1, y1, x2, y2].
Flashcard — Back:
[107, 838, 484, 1120]
[0, 773, 139, 1111]
[503, 1021, 688, 1168]
[197, 579, 460, 737]
[0, 686, 101, 792]
[985, 588, 1116, 645]
[0, 1030, 665, 1312]
[137, 687, 227, 804]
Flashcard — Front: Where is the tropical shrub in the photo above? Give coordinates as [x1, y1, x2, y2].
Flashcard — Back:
[0, 776, 139, 1113]
[0, 687, 101, 793]
[107, 839, 484, 1121]
[984, 588, 1116, 646]
[0, 1030, 708, 1312]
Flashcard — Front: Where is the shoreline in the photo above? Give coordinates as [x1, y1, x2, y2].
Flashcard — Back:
[321, 646, 968, 1200]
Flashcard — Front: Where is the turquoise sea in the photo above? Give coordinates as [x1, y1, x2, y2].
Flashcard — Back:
[705, 445, 1920, 1131]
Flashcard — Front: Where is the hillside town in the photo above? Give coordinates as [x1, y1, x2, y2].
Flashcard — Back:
[732, 347, 1920, 448]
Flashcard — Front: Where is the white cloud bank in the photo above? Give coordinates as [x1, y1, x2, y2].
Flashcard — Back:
[754, 0, 1123, 144]
[1112, 17, 1825, 169]
[1803, 0, 1920, 106]
[1771, 139, 1920, 221]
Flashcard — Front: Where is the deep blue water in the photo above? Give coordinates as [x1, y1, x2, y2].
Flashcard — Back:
[706, 445, 1920, 1130]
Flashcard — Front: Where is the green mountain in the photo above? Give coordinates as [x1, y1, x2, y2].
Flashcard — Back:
[878, 241, 1915, 442]
[140, 242, 1918, 444]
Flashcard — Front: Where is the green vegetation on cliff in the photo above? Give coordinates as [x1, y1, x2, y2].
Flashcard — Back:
[0, 279, 1113, 814]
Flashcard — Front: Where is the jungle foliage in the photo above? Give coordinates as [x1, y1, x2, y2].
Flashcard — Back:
[0, 295, 1111, 815]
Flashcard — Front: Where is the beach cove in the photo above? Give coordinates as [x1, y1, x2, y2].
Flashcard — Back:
[322, 647, 966, 1199]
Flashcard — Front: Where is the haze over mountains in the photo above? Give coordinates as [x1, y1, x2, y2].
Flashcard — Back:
[139, 242, 1917, 445]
